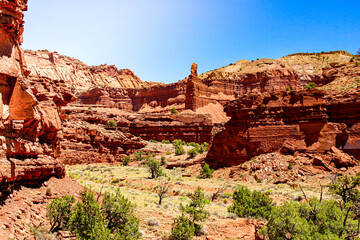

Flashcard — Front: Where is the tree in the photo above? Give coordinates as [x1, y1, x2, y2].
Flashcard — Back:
[101, 190, 140, 239]
[68, 189, 107, 240]
[228, 185, 273, 219]
[47, 195, 75, 232]
[171, 187, 210, 239]
[155, 178, 172, 205]
[146, 158, 163, 179]
[181, 187, 210, 225]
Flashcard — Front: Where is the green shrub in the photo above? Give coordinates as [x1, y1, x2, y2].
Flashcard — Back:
[260, 199, 358, 239]
[175, 145, 185, 155]
[228, 186, 273, 219]
[88, 106, 93, 110]
[47, 195, 75, 232]
[171, 107, 179, 114]
[166, 151, 172, 155]
[198, 163, 214, 179]
[146, 158, 163, 179]
[187, 148, 198, 158]
[285, 86, 291, 91]
[121, 156, 131, 166]
[162, 140, 171, 144]
[173, 139, 185, 146]
[150, 139, 157, 143]
[134, 151, 145, 161]
[171, 214, 195, 240]
[305, 82, 316, 89]
[68, 189, 107, 239]
[180, 187, 210, 234]
[160, 156, 166, 166]
[288, 161, 293, 170]
[107, 120, 117, 127]
[101, 190, 140, 239]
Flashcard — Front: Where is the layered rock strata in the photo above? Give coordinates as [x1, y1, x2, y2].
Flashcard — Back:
[206, 89, 360, 167]
[0, 1, 67, 191]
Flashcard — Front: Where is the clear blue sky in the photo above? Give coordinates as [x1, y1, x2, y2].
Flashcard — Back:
[22, 0, 360, 84]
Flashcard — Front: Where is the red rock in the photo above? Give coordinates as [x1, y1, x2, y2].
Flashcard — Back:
[206, 90, 360, 167]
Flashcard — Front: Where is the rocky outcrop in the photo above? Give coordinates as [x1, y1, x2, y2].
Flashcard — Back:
[24, 50, 145, 94]
[0, 1, 68, 190]
[60, 106, 145, 164]
[129, 112, 214, 143]
[206, 89, 360, 168]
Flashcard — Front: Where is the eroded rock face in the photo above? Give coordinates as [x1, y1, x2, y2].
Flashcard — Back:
[60, 107, 145, 164]
[129, 112, 214, 143]
[206, 89, 360, 167]
[0, 0, 67, 190]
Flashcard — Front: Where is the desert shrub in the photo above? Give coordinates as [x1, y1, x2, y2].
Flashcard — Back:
[101, 190, 140, 239]
[180, 187, 210, 234]
[173, 139, 185, 146]
[171, 107, 179, 114]
[187, 142, 199, 147]
[260, 199, 358, 239]
[187, 148, 198, 158]
[160, 156, 166, 166]
[175, 145, 185, 155]
[88, 106, 93, 110]
[146, 158, 163, 179]
[162, 140, 171, 144]
[171, 214, 195, 240]
[134, 151, 145, 161]
[196, 144, 208, 154]
[305, 82, 316, 89]
[285, 86, 291, 91]
[68, 189, 108, 239]
[228, 186, 272, 219]
[198, 163, 214, 179]
[150, 139, 157, 143]
[47, 195, 75, 232]
[166, 151, 172, 155]
[288, 161, 293, 170]
[121, 156, 131, 166]
[107, 120, 117, 127]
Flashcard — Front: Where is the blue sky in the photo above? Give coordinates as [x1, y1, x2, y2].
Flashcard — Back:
[22, 0, 360, 84]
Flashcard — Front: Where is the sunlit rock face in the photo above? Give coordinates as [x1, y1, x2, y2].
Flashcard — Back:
[0, 0, 68, 190]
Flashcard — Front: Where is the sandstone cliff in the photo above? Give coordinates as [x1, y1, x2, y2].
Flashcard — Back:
[206, 87, 360, 168]
[0, 1, 68, 191]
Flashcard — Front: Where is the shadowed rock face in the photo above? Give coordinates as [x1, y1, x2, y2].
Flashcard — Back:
[206, 89, 360, 168]
[0, 0, 70, 191]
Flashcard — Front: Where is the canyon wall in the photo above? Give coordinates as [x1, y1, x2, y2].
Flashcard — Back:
[206, 85, 360, 167]
[0, 1, 70, 191]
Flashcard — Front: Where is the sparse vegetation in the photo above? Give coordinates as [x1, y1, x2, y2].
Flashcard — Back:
[305, 82, 316, 89]
[171, 107, 179, 114]
[285, 86, 291, 91]
[106, 120, 117, 127]
[87, 106, 93, 110]
[175, 145, 185, 155]
[198, 163, 214, 179]
[146, 158, 164, 179]
[187, 148, 198, 158]
[171, 187, 210, 239]
[121, 156, 131, 166]
[228, 186, 273, 219]
[48, 188, 140, 240]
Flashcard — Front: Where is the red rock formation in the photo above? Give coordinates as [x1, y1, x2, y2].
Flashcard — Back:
[24, 50, 144, 94]
[129, 112, 213, 143]
[206, 89, 360, 168]
[0, 1, 68, 190]
[60, 106, 145, 164]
